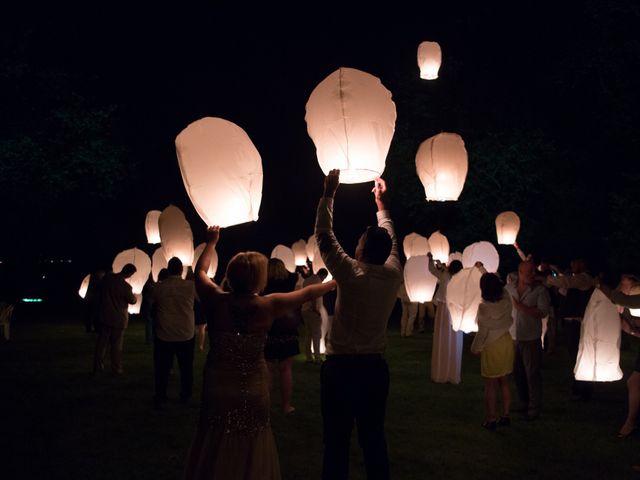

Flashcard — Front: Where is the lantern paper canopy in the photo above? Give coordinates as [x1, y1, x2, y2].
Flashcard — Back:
[175, 117, 263, 227]
[291, 239, 308, 266]
[417, 41, 442, 80]
[145, 210, 162, 244]
[403, 233, 430, 259]
[159, 205, 194, 267]
[312, 245, 333, 282]
[151, 247, 168, 282]
[78, 274, 91, 299]
[112, 247, 152, 295]
[429, 231, 450, 264]
[306, 235, 317, 263]
[462, 241, 500, 273]
[574, 289, 623, 382]
[495, 211, 521, 245]
[305, 67, 397, 184]
[271, 245, 296, 273]
[447, 267, 483, 333]
[416, 133, 468, 201]
[193, 243, 218, 279]
[404, 255, 438, 303]
[448, 251, 463, 265]
[129, 294, 143, 314]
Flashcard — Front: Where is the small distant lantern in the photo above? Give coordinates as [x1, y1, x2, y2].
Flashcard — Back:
[417, 41, 442, 80]
[151, 247, 168, 282]
[416, 133, 468, 201]
[112, 248, 152, 295]
[495, 211, 521, 245]
[574, 289, 623, 382]
[159, 205, 194, 267]
[403, 233, 430, 259]
[175, 117, 263, 228]
[447, 267, 483, 333]
[306, 235, 317, 263]
[305, 67, 397, 184]
[448, 251, 463, 265]
[404, 255, 438, 302]
[271, 245, 296, 273]
[462, 241, 500, 273]
[78, 274, 91, 299]
[291, 239, 308, 266]
[193, 243, 218, 278]
[145, 210, 162, 244]
[429, 231, 450, 264]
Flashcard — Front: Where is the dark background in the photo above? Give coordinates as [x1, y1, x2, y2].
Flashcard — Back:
[1, 2, 639, 311]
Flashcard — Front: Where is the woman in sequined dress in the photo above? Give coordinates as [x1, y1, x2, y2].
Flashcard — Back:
[184, 226, 335, 480]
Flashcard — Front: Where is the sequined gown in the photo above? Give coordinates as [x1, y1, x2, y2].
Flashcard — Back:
[183, 331, 281, 479]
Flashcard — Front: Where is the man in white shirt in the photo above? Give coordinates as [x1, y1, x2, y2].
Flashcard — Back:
[315, 169, 402, 480]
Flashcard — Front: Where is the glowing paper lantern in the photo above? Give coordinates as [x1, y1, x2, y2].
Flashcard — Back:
[448, 251, 463, 265]
[129, 294, 142, 315]
[416, 133, 468, 201]
[312, 245, 333, 282]
[429, 231, 450, 264]
[462, 241, 500, 273]
[175, 117, 263, 227]
[151, 247, 168, 282]
[495, 211, 521, 245]
[446, 267, 483, 333]
[145, 210, 162, 244]
[159, 205, 194, 267]
[305, 67, 397, 184]
[404, 255, 438, 303]
[78, 274, 91, 299]
[271, 245, 296, 273]
[628, 286, 640, 317]
[574, 289, 623, 381]
[306, 235, 317, 263]
[112, 248, 152, 295]
[403, 233, 430, 259]
[291, 239, 308, 266]
[417, 41, 442, 80]
[193, 243, 218, 278]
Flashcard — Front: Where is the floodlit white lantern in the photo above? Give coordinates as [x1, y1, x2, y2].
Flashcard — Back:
[145, 210, 162, 244]
[151, 247, 168, 282]
[175, 117, 263, 227]
[312, 245, 333, 282]
[159, 205, 194, 267]
[291, 239, 308, 266]
[574, 289, 623, 381]
[193, 243, 218, 278]
[112, 248, 152, 294]
[495, 211, 521, 245]
[129, 294, 143, 315]
[307, 235, 317, 263]
[416, 133, 468, 201]
[462, 241, 500, 273]
[417, 41, 442, 80]
[305, 67, 397, 184]
[403, 233, 430, 259]
[78, 274, 91, 299]
[429, 231, 450, 264]
[447, 267, 483, 333]
[448, 251, 463, 265]
[271, 245, 296, 273]
[404, 255, 438, 302]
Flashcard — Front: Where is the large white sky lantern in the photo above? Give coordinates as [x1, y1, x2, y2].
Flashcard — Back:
[78, 274, 91, 299]
[416, 133, 468, 201]
[403, 233, 430, 259]
[429, 231, 450, 264]
[495, 211, 521, 245]
[447, 267, 483, 333]
[193, 243, 218, 278]
[307, 235, 317, 263]
[159, 205, 194, 267]
[312, 245, 333, 282]
[574, 289, 623, 382]
[417, 41, 442, 80]
[404, 255, 438, 303]
[271, 245, 296, 273]
[291, 239, 308, 266]
[112, 248, 152, 295]
[145, 210, 162, 244]
[448, 251, 463, 265]
[151, 247, 168, 282]
[305, 67, 397, 184]
[462, 241, 500, 273]
[175, 117, 263, 228]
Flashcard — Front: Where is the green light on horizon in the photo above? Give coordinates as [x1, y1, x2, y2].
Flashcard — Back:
[21, 298, 43, 303]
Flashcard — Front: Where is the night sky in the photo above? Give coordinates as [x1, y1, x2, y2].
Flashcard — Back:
[2, 2, 639, 305]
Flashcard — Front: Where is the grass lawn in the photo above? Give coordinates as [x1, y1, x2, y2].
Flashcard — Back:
[2, 314, 640, 480]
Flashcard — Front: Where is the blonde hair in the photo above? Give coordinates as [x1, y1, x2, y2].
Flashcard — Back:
[225, 251, 268, 294]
